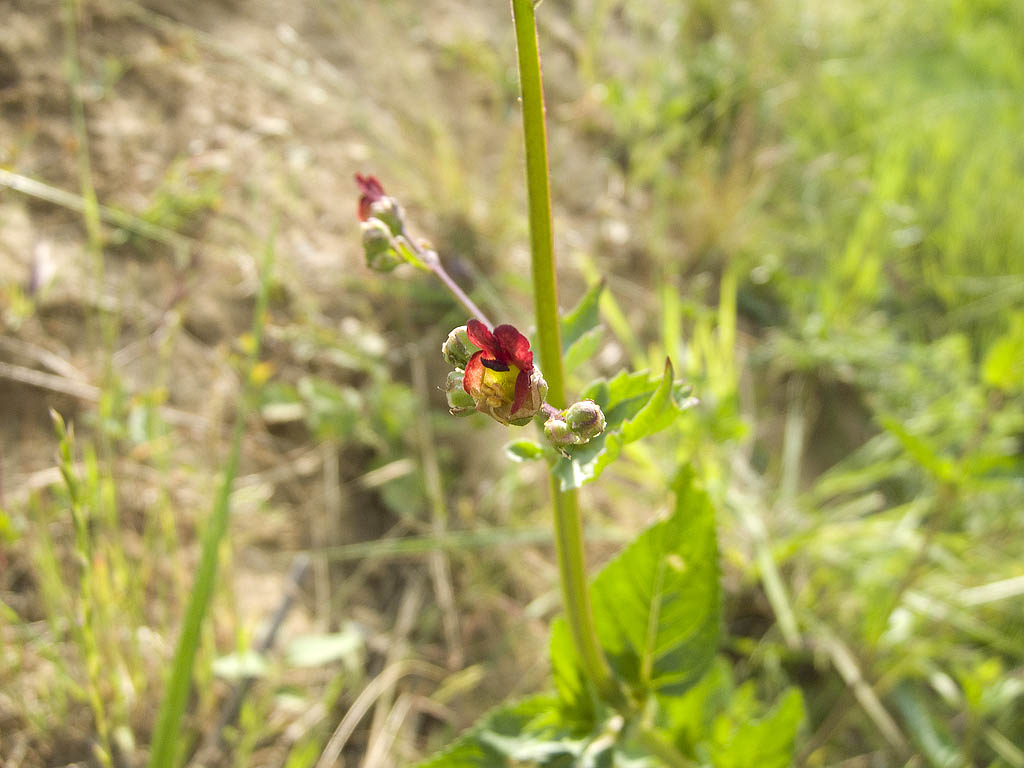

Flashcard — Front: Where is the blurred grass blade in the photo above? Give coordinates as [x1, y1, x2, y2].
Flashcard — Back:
[147, 235, 274, 768]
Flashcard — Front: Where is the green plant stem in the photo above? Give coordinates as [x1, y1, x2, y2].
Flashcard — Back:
[147, 236, 274, 768]
[511, 0, 618, 704]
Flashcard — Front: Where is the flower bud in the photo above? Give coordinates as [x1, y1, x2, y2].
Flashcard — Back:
[543, 399, 606, 447]
[445, 369, 476, 416]
[361, 219, 402, 272]
[564, 399, 606, 442]
[543, 416, 574, 446]
[442, 326, 474, 368]
[367, 197, 405, 237]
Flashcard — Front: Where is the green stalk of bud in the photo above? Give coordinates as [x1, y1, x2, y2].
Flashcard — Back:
[442, 326, 474, 368]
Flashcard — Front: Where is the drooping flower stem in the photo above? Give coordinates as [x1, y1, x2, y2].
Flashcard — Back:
[406, 238, 494, 328]
[511, 0, 618, 704]
[430, 258, 494, 329]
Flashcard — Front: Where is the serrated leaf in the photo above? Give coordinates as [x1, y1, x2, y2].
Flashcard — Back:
[589, 468, 720, 697]
[506, 439, 547, 462]
[562, 280, 605, 354]
[285, 625, 363, 668]
[415, 695, 584, 768]
[708, 687, 804, 768]
[657, 658, 735, 754]
[550, 618, 595, 725]
[553, 360, 696, 491]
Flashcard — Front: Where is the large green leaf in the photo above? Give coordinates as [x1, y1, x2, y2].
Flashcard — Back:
[589, 468, 720, 697]
[550, 617, 595, 725]
[415, 695, 584, 768]
[552, 361, 697, 491]
[707, 687, 805, 768]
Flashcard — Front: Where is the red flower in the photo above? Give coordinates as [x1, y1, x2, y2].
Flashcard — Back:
[463, 319, 535, 415]
[355, 173, 386, 221]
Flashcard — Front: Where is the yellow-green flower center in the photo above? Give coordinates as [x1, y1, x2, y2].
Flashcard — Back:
[476, 364, 520, 407]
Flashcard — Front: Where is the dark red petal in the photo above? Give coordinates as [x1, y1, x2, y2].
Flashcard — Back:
[355, 173, 385, 200]
[355, 174, 386, 221]
[462, 352, 485, 395]
[511, 370, 530, 415]
[493, 324, 533, 372]
[466, 319, 500, 358]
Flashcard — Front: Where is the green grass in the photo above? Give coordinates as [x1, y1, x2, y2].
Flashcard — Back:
[1, 0, 1022, 765]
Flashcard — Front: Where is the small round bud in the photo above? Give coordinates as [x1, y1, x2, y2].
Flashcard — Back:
[564, 399, 606, 442]
[361, 219, 402, 272]
[368, 197, 405, 237]
[442, 326, 474, 368]
[445, 369, 476, 416]
[543, 399, 606, 447]
[544, 417, 574, 446]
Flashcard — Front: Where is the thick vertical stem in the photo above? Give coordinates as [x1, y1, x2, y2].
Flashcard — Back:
[511, 0, 617, 703]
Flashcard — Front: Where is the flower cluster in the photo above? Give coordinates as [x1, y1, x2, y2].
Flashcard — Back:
[444, 320, 547, 426]
[356, 174, 406, 271]
[355, 174, 606, 447]
[543, 400, 607, 447]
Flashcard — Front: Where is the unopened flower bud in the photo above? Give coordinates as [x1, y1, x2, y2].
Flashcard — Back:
[361, 219, 402, 272]
[544, 416, 574, 446]
[367, 196, 405, 237]
[543, 399, 606, 447]
[442, 326, 474, 368]
[445, 369, 476, 416]
[564, 399, 606, 442]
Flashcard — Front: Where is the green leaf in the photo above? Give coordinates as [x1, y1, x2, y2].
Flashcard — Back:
[550, 618, 595, 725]
[0, 509, 18, 543]
[564, 327, 604, 373]
[588, 468, 720, 698]
[982, 313, 1024, 392]
[553, 360, 697, 491]
[657, 658, 734, 754]
[892, 683, 965, 768]
[505, 439, 547, 462]
[561, 280, 605, 354]
[879, 415, 956, 483]
[285, 625, 363, 668]
[707, 687, 804, 768]
[415, 695, 584, 768]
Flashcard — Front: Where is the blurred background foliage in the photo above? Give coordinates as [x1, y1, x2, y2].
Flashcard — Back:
[0, 0, 1022, 765]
